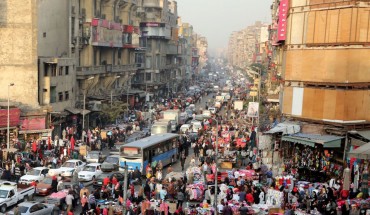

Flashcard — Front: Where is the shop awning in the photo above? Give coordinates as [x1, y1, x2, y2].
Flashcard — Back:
[282, 133, 343, 148]
[356, 130, 370, 140]
[65, 107, 91, 115]
[347, 142, 370, 159]
[19, 129, 52, 134]
[264, 122, 300, 135]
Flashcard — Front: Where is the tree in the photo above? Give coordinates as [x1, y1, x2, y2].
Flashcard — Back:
[101, 101, 128, 123]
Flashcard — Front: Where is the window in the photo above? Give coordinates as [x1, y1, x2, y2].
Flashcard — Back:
[65, 91, 69, 100]
[50, 87, 56, 103]
[156, 55, 160, 68]
[51, 64, 57, 76]
[43, 32, 46, 37]
[145, 56, 152, 69]
[146, 39, 152, 52]
[58, 66, 63, 76]
[44, 63, 49, 76]
[146, 73, 151, 81]
[58, 92, 63, 102]
[65, 66, 69, 75]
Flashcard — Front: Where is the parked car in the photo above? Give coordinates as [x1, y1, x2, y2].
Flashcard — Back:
[86, 151, 105, 163]
[19, 167, 49, 185]
[93, 172, 124, 189]
[0, 182, 35, 213]
[8, 201, 54, 215]
[48, 159, 86, 177]
[78, 163, 102, 182]
[101, 155, 120, 172]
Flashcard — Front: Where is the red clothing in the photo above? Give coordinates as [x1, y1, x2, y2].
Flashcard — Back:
[103, 177, 110, 186]
[246, 193, 254, 203]
[96, 207, 101, 215]
[111, 177, 118, 185]
[32, 142, 37, 153]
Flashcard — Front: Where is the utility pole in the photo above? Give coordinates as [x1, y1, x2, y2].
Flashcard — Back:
[123, 164, 128, 215]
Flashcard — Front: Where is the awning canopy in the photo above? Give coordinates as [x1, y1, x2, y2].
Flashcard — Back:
[348, 142, 370, 159]
[282, 133, 343, 148]
[19, 129, 53, 134]
[65, 107, 91, 115]
[264, 122, 300, 135]
[356, 130, 370, 140]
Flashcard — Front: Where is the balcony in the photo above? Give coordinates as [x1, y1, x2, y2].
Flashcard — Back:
[76, 64, 137, 78]
[143, 0, 163, 8]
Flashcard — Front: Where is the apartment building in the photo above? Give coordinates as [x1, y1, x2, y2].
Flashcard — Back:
[133, 0, 180, 97]
[228, 22, 267, 69]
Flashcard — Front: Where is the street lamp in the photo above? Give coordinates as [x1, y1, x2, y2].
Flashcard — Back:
[111, 76, 121, 108]
[7, 83, 14, 150]
[82, 76, 94, 140]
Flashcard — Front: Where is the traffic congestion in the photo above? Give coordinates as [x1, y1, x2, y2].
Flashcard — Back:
[1, 63, 366, 215]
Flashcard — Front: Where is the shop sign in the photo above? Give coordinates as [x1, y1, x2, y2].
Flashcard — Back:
[247, 102, 259, 117]
[0, 108, 21, 127]
[20, 116, 46, 131]
[250, 91, 258, 97]
[278, 0, 289, 41]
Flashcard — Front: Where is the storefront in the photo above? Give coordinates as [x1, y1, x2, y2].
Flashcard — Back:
[280, 133, 344, 182]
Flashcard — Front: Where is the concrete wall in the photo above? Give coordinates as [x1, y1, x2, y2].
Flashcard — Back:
[37, 0, 70, 57]
[0, 0, 40, 109]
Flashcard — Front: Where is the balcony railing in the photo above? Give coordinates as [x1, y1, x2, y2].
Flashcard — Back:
[76, 64, 137, 76]
[111, 64, 137, 73]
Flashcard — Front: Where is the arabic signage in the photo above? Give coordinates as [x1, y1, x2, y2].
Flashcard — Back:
[277, 0, 289, 41]
[20, 116, 46, 131]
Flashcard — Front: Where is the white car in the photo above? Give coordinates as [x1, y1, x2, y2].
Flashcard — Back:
[180, 124, 192, 134]
[78, 163, 102, 182]
[191, 121, 203, 133]
[48, 159, 86, 177]
[8, 201, 54, 215]
[19, 167, 49, 185]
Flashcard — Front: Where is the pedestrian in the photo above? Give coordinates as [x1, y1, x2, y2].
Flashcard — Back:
[180, 153, 186, 171]
[66, 190, 74, 213]
[13, 205, 20, 215]
[81, 192, 89, 214]
[51, 175, 58, 193]
[177, 190, 185, 208]
[89, 192, 96, 210]
[14, 164, 20, 183]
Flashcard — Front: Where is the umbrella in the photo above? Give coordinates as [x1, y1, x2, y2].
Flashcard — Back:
[70, 136, 75, 151]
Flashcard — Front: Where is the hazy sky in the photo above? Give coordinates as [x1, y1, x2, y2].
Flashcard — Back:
[176, 0, 272, 55]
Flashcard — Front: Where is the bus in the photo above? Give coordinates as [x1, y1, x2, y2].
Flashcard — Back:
[119, 133, 179, 173]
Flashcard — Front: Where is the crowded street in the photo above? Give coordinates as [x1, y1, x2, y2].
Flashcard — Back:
[2, 0, 370, 215]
